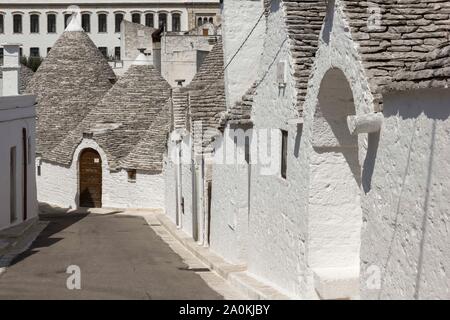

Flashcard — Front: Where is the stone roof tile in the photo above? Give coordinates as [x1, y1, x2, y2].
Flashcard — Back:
[26, 30, 116, 157]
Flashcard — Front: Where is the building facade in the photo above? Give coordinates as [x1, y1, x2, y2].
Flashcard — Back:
[0, 0, 220, 61]
[0, 44, 38, 231]
[164, 0, 450, 300]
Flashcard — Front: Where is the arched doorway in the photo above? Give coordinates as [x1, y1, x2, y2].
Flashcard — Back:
[308, 68, 362, 271]
[79, 148, 102, 208]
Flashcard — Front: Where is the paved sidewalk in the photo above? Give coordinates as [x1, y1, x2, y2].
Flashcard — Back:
[0, 209, 242, 300]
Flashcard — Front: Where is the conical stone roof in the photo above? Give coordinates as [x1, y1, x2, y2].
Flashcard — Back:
[48, 56, 172, 170]
[26, 27, 116, 157]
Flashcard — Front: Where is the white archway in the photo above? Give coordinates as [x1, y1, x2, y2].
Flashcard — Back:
[308, 68, 362, 272]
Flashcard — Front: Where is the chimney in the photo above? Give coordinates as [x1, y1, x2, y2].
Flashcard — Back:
[1, 43, 21, 96]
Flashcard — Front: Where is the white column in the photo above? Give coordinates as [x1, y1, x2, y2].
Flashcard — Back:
[1, 43, 21, 96]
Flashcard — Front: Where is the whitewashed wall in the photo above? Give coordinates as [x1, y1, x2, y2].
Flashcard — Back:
[36, 139, 165, 209]
[221, 0, 265, 108]
[0, 95, 38, 231]
[210, 128, 251, 265]
[361, 89, 450, 299]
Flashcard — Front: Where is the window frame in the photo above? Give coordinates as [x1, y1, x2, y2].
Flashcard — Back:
[131, 12, 141, 24]
[13, 13, 23, 34]
[145, 12, 154, 28]
[81, 13, 91, 33]
[47, 13, 57, 33]
[158, 12, 168, 30]
[281, 129, 288, 179]
[30, 13, 40, 33]
[30, 47, 40, 58]
[97, 13, 108, 33]
[172, 12, 181, 32]
[0, 13, 5, 34]
[114, 12, 124, 33]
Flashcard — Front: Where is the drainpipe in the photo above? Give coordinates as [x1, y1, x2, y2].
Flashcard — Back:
[172, 131, 184, 229]
[196, 155, 205, 245]
[1, 43, 21, 96]
[176, 142, 183, 229]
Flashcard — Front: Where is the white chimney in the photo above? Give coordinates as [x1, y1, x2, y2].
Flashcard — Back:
[1, 43, 21, 96]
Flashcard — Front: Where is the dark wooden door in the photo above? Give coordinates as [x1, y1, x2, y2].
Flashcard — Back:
[79, 149, 102, 208]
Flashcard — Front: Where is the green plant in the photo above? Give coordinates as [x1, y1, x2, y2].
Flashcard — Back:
[21, 55, 43, 72]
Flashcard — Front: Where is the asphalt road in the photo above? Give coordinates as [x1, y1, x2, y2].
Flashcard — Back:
[0, 212, 223, 300]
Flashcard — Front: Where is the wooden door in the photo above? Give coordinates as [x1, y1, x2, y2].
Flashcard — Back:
[79, 149, 102, 208]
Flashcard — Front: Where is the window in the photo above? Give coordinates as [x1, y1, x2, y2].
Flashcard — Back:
[127, 169, 137, 182]
[0, 48, 3, 65]
[82, 14, 90, 32]
[47, 47, 52, 54]
[98, 47, 108, 58]
[145, 13, 154, 28]
[30, 14, 39, 33]
[98, 13, 107, 33]
[158, 13, 167, 30]
[0, 14, 4, 34]
[197, 17, 202, 27]
[172, 13, 181, 32]
[114, 47, 121, 60]
[47, 14, 56, 33]
[281, 130, 288, 179]
[64, 14, 72, 28]
[13, 14, 22, 33]
[30, 47, 40, 57]
[132, 13, 141, 24]
[115, 13, 123, 33]
[209, 17, 214, 24]
[37, 165, 41, 176]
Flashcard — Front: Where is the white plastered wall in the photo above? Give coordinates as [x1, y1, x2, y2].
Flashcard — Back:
[361, 89, 450, 299]
[36, 139, 165, 209]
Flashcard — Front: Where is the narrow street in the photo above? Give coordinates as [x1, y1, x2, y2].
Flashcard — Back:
[0, 210, 235, 300]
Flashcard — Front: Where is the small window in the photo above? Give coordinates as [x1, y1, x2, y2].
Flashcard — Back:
[158, 13, 167, 30]
[64, 14, 72, 29]
[0, 14, 5, 34]
[47, 47, 52, 54]
[98, 13, 107, 33]
[209, 17, 214, 24]
[13, 14, 22, 33]
[0, 48, 3, 65]
[281, 130, 288, 179]
[82, 13, 90, 32]
[132, 13, 141, 24]
[37, 165, 41, 176]
[30, 47, 40, 58]
[114, 46, 121, 60]
[172, 13, 181, 32]
[98, 47, 108, 58]
[30, 14, 39, 33]
[47, 14, 56, 33]
[115, 13, 123, 33]
[197, 17, 202, 27]
[127, 169, 137, 182]
[145, 13, 154, 28]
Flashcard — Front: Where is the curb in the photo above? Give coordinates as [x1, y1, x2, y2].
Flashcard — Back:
[0, 219, 48, 275]
[156, 213, 290, 300]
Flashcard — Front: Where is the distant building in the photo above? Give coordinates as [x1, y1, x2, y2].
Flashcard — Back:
[120, 20, 220, 87]
[29, 18, 172, 209]
[0, 0, 221, 60]
[0, 44, 38, 231]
